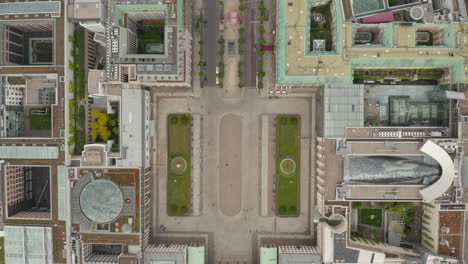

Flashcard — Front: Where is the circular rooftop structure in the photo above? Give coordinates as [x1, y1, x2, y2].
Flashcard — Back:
[410, 6, 424, 21]
[80, 179, 123, 223]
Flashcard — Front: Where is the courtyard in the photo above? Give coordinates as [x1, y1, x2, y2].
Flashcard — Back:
[310, 3, 334, 52]
[137, 22, 165, 54]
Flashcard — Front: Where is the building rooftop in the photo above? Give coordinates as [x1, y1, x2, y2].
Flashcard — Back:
[187, 247, 205, 264]
[80, 179, 124, 223]
[276, 0, 468, 86]
[321, 84, 364, 138]
[74, 0, 102, 20]
[4, 225, 53, 264]
[0, 1, 61, 16]
[260, 247, 278, 264]
[0, 145, 59, 159]
[117, 88, 147, 168]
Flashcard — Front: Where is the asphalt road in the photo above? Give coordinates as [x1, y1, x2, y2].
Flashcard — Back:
[243, 2, 259, 88]
[202, 0, 221, 86]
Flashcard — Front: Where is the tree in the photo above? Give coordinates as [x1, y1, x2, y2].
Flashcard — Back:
[238, 83, 244, 88]
[239, 27, 245, 34]
[68, 34, 74, 42]
[257, 71, 266, 78]
[219, 0, 224, 6]
[258, 4, 266, 13]
[217, 72, 225, 78]
[68, 60, 75, 70]
[257, 82, 264, 89]
[259, 60, 264, 67]
[259, 26, 266, 34]
[108, 119, 117, 128]
[355, 202, 363, 209]
[218, 50, 224, 56]
[198, 39, 204, 45]
[239, 5, 245, 11]
[198, 50, 204, 56]
[258, 50, 265, 56]
[258, 38, 266, 44]
[239, 61, 244, 67]
[198, 28, 205, 35]
[69, 81, 75, 93]
[238, 38, 246, 45]
[218, 38, 225, 45]
[68, 136, 75, 146]
[239, 49, 244, 55]
[90, 110, 112, 142]
[259, 16, 266, 22]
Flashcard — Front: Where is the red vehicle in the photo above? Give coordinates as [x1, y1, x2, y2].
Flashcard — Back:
[260, 45, 275, 51]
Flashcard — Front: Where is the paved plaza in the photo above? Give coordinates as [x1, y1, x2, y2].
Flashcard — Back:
[151, 88, 316, 263]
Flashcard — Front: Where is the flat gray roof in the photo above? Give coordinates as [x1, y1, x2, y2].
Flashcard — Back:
[0, 1, 61, 16]
[117, 88, 146, 168]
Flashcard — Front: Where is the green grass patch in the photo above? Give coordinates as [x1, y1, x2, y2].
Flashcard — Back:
[0, 237, 4, 264]
[25, 108, 51, 130]
[167, 114, 192, 216]
[358, 208, 383, 227]
[71, 27, 87, 154]
[74, 27, 86, 99]
[276, 115, 300, 216]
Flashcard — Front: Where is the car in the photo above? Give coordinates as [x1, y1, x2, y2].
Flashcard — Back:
[216, 77, 220, 85]
[216, 66, 220, 74]
[230, 12, 238, 25]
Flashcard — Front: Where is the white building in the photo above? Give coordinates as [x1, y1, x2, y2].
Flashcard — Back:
[4, 85, 24, 106]
[73, 0, 106, 33]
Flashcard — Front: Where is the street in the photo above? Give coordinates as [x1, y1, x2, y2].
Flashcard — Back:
[202, 0, 221, 86]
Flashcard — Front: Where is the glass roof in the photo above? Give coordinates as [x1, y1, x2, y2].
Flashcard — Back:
[0, 146, 59, 159]
[0, 1, 61, 15]
[4, 226, 53, 264]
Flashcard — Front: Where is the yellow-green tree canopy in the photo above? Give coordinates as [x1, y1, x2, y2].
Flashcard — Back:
[90, 109, 112, 141]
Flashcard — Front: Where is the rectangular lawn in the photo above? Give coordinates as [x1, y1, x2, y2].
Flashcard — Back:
[28, 108, 51, 130]
[167, 114, 192, 216]
[276, 115, 300, 216]
[358, 208, 383, 227]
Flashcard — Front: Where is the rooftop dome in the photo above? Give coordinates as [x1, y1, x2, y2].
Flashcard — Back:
[80, 179, 123, 223]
